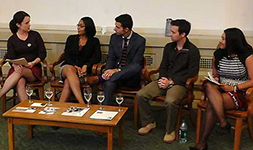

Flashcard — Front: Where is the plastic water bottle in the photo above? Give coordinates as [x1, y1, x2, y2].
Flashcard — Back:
[165, 18, 172, 37]
[179, 119, 187, 143]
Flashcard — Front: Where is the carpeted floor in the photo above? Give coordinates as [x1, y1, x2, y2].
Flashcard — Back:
[1, 100, 253, 150]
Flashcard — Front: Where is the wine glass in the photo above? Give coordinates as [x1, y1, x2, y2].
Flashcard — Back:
[83, 86, 92, 107]
[97, 91, 105, 110]
[26, 86, 33, 103]
[45, 88, 53, 106]
[116, 93, 124, 112]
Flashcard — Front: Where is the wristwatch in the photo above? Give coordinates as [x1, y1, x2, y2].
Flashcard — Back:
[117, 68, 121, 72]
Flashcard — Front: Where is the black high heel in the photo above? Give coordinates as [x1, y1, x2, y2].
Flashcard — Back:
[189, 144, 208, 150]
[219, 122, 231, 134]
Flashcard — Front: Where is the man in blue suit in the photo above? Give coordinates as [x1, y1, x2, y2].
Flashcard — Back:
[101, 14, 146, 105]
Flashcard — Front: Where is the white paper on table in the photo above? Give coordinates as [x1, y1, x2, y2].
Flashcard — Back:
[31, 102, 47, 107]
[61, 107, 90, 117]
[12, 107, 36, 113]
[90, 110, 118, 121]
[38, 107, 60, 115]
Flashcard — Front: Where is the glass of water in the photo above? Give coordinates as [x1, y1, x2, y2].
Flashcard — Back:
[45, 88, 53, 106]
[97, 91, 105, 110]
[83, 86, 92, 107]
[26, 86, 33, 103]
[116, 93, 124, 112]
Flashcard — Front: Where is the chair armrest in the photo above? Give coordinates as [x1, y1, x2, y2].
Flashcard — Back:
[41, 60, 48, 82]
[92, 63, 106, 75]
[185, 74, 199, 102]
[144, 68, 159, 83]
[246, 87, 253, 115]
[140, 68, 149, 87]
[185, 74, 198, 90]
[49, 52, 65, 82]
[97, 63, 106, 75]
[0, 54, 8, 84]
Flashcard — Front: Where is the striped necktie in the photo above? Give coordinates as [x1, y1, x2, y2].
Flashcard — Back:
[120, 38, 128, 67]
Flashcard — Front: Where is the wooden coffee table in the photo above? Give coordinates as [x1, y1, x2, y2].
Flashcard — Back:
[2, 100, 128, 150]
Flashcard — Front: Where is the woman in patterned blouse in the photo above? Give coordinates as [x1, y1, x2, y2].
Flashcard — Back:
[190, 28, 253, 150]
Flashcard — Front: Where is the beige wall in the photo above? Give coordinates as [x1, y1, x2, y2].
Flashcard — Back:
[1, 28, 253, 102]
[0, 0, 253, 36]
[1, 0, 253, 105]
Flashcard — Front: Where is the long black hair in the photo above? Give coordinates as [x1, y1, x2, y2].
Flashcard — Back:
[214, 28, 253, 68]
[9, 11, 30, 34]
[80, 17, 96, 37]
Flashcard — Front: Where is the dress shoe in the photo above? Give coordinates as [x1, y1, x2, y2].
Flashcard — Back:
[51, 126, 60, 130]
[138, 122, 156, 135]
[85, 76, 99, 85]
[163, 131, 175, 143]
[219, 122, 231, 134]
[97, 132, 106, 136]
[189, 144, 208, 150]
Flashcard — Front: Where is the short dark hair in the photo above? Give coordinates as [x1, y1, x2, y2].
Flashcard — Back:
[9, 11, 30, 34]
[170, 19, 191, 36]
[80, 17, 96, 37]
[115, 14, 133, 30]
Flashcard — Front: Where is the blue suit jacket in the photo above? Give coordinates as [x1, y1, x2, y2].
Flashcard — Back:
[105, 31, 146, 82]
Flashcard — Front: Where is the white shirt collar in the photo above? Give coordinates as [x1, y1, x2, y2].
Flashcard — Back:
[122, 31, 133, 40]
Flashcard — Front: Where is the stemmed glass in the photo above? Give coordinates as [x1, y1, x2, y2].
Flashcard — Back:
[116, 93, 124, 112]
[26, 86, 33, 103]
[83, 86, 92, 107]
[45, 88, 53, 106]
[97, 91, 105, 110]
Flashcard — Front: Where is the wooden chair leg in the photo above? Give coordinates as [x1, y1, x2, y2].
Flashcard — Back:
[175, 106, 183, 140]
[27, 125, 34, 139]
[52, 88, 56, 101]
[134, 96, 138, 128]
[234, 118, 243, 150]
[13, 89, 17, 106]
[196, 107, 202, 143]
[13, 98, 16, 107]
[39, 87, 44, 100]
[1, 95, 7, 113]
[188, 104, 196, 127]
[247, 116, 253, 140]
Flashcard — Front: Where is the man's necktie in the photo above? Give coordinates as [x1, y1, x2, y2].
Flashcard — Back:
[120, 38, 128, 67]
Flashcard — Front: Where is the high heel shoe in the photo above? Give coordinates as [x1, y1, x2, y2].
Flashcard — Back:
[219, 122, 231, 134]
[189, 144, 208, 150]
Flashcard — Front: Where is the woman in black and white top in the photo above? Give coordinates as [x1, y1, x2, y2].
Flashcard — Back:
[190, 28, 253, 150]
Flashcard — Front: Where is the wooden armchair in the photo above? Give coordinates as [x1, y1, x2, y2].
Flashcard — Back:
[93, 58, 148, 127]
[144, 68, 198, 140]
[196, 81, 253, 150]
[0, 54, 48, 113]
[49, 52, 92, 101]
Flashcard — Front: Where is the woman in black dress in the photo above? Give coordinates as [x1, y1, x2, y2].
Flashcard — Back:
[59, 17, 101, 103]
[0, 11, 46, 101]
